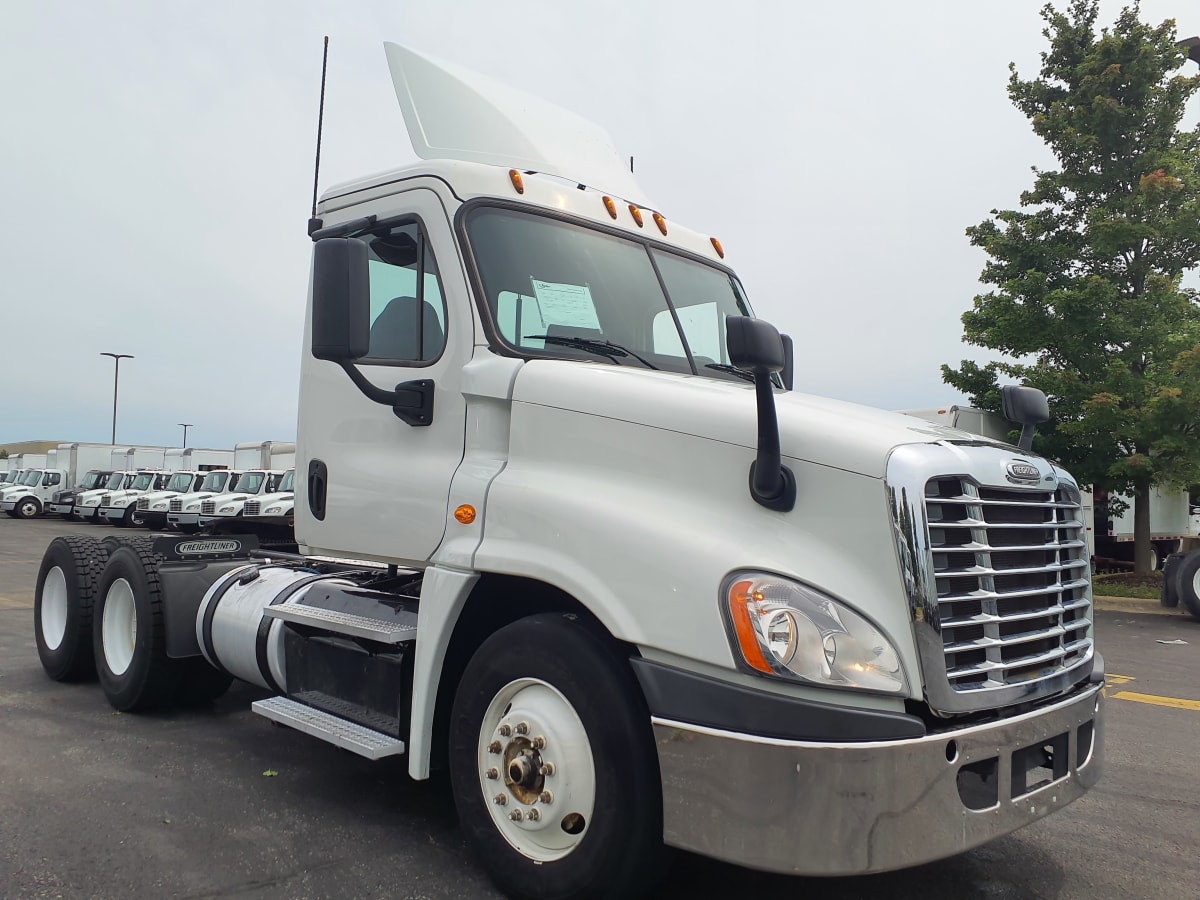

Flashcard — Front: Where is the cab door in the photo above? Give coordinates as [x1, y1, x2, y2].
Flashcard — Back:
[297, 187, 471, 564]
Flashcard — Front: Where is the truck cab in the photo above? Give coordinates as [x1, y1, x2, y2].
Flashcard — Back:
[97, 470, 173, 526]
[135, 471, 210, 529]
[1, 467, 69, 518]
[48, 469, 113, 518]
[167, 469, 243, 532]
[74, 471, 137, 522]
[195, 470, 285, 530]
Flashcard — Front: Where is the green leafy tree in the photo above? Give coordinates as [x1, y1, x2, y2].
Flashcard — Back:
[944, 1, 1200, 574]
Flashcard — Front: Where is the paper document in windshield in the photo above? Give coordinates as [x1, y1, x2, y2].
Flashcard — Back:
[530, 279, 602, 331]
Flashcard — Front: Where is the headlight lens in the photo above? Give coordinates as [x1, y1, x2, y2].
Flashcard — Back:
[218, 505, 236, 513]
[723, 573, 906, 694]
[265, 507, 281, 514]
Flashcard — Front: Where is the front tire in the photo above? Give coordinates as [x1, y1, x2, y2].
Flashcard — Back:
[120, 504, 145, 528]
[93, 545, 183, 711]
[34, 536, 112, 681]
[449, 614, 664, 900]
[15, 496, 41, 519]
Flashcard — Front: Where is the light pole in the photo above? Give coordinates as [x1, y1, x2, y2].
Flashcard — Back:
[178, 423, 193, 447]
[100, 352, 134, 444]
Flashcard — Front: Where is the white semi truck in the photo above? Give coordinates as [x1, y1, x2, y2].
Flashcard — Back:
[200, 468, 294, 533]
[44, 443, 126, 518]
[31, 45, 1103, 900]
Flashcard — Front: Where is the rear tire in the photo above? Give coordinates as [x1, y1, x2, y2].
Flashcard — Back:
[1173, 551, 1200, 620]
[93, 545, 183, 711]
[449, 614, 665, 900]
[34, 536, 112, 681]
[1162, 553, 1185, 609]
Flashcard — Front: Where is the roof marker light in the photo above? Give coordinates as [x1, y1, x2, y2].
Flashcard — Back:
[652, 212, 667, 235]
[603, 196, 618, 219]
[710, 237, 725, 258]
[508, 170, 525, 194]
[629, 204, 644, 227]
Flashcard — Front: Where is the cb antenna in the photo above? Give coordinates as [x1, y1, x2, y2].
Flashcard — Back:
[308, 36, 330, 236]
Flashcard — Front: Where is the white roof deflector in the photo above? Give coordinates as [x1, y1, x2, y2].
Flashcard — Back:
[383, 43, 651, 207]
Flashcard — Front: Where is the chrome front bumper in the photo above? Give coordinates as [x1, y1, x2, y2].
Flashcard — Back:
[653, 681, 1103, 876]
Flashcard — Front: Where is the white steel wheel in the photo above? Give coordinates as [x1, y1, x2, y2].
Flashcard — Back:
[477, 678, 597, 863]
[40, 566, 69, 651]
[101, 577, 137, 676]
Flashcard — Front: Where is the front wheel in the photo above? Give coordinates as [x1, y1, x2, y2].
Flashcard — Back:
[449, 614, 664, 900]
[15, 496, 41, 519]
[121, 504, 145, 528]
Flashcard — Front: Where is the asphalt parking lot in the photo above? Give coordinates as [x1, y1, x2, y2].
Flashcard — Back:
[1, 515, 1198, 899]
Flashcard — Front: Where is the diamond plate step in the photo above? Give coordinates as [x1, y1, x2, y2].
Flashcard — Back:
[263, 603, 417, 643]
[251, 696, 405, 760]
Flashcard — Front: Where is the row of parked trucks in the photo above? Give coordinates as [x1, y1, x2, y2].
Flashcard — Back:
[0, 442, 296, 539]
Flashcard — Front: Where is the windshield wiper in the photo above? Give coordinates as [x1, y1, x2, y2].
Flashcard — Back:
[525, 335, 659, 370]
[704, 362, 755, 383]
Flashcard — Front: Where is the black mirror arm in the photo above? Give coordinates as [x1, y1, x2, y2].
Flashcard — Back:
[1018, 423, 1036, 452]
[338, 362, 435, 426]
[749, 371, 797, 512]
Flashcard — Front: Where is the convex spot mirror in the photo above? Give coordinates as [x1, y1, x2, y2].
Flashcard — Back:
[311, 237, 371, 362]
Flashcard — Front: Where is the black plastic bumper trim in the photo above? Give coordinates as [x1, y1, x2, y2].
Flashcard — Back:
[631, 658, 927, 742]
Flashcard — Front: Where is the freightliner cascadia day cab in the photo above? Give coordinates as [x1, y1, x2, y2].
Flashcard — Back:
[32, 44, 1103, 900]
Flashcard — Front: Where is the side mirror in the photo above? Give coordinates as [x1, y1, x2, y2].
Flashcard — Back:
[311, 238, 371, 362]
[780, 334, 794, 392]
[1000, 385, 1049, 452]
[726, 316, 796, 512]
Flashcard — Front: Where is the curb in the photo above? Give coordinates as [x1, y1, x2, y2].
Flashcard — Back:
[1092, 594, 1183, 617]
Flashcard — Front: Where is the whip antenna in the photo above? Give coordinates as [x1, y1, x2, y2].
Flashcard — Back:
[308, 36, 330, 235]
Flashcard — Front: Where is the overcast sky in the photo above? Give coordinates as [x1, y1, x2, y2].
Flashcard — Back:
[1, 0, 1196, 451]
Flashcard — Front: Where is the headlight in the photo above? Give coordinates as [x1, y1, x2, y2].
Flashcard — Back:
[722, 573, 907, 694]
[185, 504, 199, 512]
[265, 506, 281, 514]
[218, 505, 236, 513]
[153, 502, 168, 510]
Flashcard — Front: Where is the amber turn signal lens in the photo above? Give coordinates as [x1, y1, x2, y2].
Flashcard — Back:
[628, 204, 644, 227]
[710, 237, 725, 258]
[652, 212, 667, 235]
[509, 170, 525, 194]
[454, 505, 477, 524]
[727, 579, 774, 674]
[603, 196, 618, 219]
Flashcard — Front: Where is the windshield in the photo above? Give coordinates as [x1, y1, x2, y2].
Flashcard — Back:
[201, 471, 230, 492]
[131, 473, 155, 491]
[465, 206, 754, 381]
[277, 470, 295, 492]
[166, 473, 194, 492]
[82, 471, 108, 490]
[233, 472, 265, 493]
[22, 470, 43, 486]
[104, 472, 125, 490]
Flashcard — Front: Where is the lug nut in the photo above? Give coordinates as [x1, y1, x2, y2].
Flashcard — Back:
[531, 736, 546, 750]
[527, 808, 541, 822]
[486, 768, 499, 780]
[499, 724, 512, 737]
[515, 721, 530, 735]
[509, 809, 523, 822]
[538, 763, 555, 776]
[488, 741, 502, 754]
[493, 793, 507, 806]
[539, 790, 553, 804]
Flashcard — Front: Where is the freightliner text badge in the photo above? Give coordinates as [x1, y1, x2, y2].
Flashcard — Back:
[1005, 461, 1042, 484]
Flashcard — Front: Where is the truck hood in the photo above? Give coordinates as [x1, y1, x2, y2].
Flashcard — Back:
[512, 361, 1006, 477]
[250, 491, 294, 508]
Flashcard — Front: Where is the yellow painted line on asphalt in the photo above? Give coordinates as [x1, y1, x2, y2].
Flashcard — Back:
[1105, 673, 1136, 686]
[1112, 691, 1200, 711]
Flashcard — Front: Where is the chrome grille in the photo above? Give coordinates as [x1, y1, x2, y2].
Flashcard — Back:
[924, 478, 1092, 702]
[169, 499, 183, 512]
[201, 500, 216, 515]
[244, 500, 261, 516]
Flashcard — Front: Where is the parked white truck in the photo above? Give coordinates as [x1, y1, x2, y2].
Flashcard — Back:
[43, 443, 125, 518]
[241, 468, 297, 533]
[31, 45, 1103, 900]
[0, 441, 118, 518]
[165, 469, 242, 532]
[1, 467, 71, 518]
[200, 472, 294, 535]
[97, 470, 176, 527]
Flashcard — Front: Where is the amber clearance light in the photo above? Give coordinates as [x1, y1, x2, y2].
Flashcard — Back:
[602, 196, 618, 219]
[710, 237, 725, 259]
[628, 204, 644, 227]
[455, 504, 477, 524]
[508, 169, 525, 194]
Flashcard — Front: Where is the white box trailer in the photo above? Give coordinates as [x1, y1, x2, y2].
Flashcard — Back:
[109, 447, 171, 471]
[897, 406, 1013, 442]
[233, 441, 296, 470]
[56, 443, 124, 486]
[1089, 486, 1198, 570]
[164, 448, 235, 472]
[9, 453, 48, 469]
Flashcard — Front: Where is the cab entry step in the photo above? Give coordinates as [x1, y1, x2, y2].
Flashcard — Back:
[252, 696, 406, 759]
[263, 603, 418, 643]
